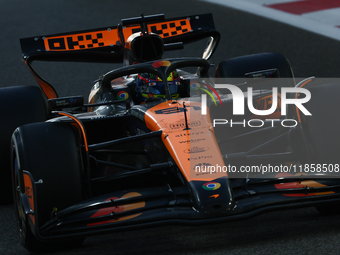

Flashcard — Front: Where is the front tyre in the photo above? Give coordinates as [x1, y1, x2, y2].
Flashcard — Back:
[12, 122, 85, 252]
[300, 83, 340, 215]
[0, 86, 47, 204]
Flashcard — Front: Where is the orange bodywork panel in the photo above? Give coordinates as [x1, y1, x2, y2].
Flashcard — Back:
[23, 59, 58, 99]
[23, 172, 35, 225]
[144, 100, 227, 182]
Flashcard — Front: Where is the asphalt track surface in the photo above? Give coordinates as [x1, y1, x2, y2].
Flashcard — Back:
[1, 0, 340, 254]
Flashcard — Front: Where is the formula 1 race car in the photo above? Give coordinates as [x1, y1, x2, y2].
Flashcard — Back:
[1, 13, 340, 252]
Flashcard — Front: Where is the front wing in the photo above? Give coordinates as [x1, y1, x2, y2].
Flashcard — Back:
[22, 171, 340, 241]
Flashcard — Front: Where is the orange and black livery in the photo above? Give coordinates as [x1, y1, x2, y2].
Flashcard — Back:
[1, 13, 340, 253]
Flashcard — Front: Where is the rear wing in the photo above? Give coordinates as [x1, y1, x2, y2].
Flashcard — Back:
[20, 13, 220, 64]
[20, 13, 220, 99]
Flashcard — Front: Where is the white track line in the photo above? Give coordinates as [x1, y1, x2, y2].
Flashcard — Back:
[201, 0, 340, 41]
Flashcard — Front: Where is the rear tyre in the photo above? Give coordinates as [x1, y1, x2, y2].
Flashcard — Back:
[215, 52, 294, 79]
[213, 52, 295, 148]
[298, 83, 340, 215]
[215, 52, 295, 117]
[0, 86, 47, 204]
[301, 83, 340, 164]
[12, 122, 85, 252]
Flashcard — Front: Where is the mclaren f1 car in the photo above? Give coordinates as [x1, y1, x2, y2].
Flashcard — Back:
[1, 13, 340, 252]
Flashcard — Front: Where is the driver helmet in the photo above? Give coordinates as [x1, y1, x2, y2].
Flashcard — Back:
[136, 70, 181, 102]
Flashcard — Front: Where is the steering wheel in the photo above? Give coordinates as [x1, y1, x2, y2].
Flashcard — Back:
[101, 58, 210, 100]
